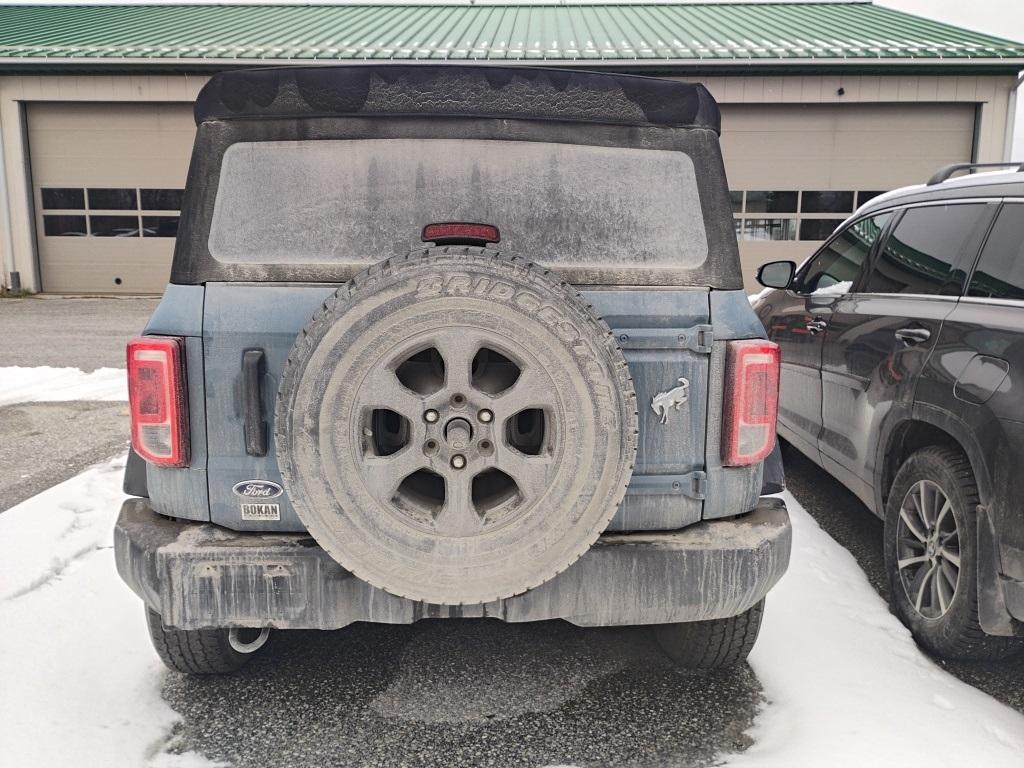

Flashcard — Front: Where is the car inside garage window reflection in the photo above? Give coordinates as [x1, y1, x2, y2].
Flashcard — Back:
[142, 216, 179, 237]
[743, 219, 797, 241]
[90, 215, 140, 237]
[38, 186, 184, 237]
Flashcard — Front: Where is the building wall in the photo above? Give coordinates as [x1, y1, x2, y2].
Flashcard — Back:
[0, 71, 1018, 293]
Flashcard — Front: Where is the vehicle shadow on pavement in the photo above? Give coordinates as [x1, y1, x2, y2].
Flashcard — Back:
[782, 442, 1024, 715]
[161, 619, 762, 768]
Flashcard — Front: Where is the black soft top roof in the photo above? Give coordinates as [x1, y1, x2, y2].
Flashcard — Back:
[195, 64, 721, 132]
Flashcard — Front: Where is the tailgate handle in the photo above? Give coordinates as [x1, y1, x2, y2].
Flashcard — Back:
[242, 349, 268, 457]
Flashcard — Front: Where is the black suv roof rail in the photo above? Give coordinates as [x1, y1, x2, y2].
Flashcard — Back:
[194, 64, 721, 132]
[926, 161, 1024, 186]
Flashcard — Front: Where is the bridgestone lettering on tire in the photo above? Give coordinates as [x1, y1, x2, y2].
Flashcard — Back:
[276, 248, 638, 604]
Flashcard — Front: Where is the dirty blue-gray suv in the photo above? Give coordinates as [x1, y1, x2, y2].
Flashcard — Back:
[115, 65, 791, 674]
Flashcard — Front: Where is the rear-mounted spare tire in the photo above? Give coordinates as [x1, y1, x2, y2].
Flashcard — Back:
[276, 247, 637, 605]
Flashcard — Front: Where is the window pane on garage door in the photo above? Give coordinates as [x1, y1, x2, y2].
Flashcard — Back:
[28, 102, 195, 294]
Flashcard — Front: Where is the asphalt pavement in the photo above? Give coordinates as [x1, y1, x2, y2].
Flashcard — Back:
[0, 401, 130, 511]
[0, 295, 156, 370]
[161, 619, 762, 768]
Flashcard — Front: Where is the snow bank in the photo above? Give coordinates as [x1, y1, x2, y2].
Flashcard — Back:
[0, 456, 220, 768]
[725, 491, 1024, 768]
[0, 366, 127, 406]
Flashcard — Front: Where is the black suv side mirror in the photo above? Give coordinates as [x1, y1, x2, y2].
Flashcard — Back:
[756, 260, 796, 289]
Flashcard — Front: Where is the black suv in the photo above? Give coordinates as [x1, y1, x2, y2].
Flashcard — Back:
[753, 163, 1024, 660]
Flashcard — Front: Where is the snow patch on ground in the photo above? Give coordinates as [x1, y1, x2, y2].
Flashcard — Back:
[3, 460, 1023, 766]
[724, 491, 1024, 768]
[0, 455, 220, 768]
[0, 366, 127, 406]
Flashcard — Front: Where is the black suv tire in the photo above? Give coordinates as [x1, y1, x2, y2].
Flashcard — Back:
[146, 609, 269, 675]
[884, 447, 1022, 661]
[653, 600, 764, 668]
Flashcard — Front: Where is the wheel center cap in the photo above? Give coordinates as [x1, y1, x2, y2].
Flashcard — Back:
[444, 418, 473, 450]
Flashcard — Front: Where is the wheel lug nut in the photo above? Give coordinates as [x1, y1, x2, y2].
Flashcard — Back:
[451, 454, 466, 470]
[424, 409, 439, 423]
[478, 409, 493, 423]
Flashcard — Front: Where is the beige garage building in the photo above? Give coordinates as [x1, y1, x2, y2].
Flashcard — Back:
[1, 2, 1022, 294]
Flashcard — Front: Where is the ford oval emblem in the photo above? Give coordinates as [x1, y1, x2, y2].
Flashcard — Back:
[232, 480, 284, 499]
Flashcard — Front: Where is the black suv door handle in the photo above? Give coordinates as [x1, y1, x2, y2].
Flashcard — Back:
[806, 319, 827, 334]
[895, 327, 931, 346]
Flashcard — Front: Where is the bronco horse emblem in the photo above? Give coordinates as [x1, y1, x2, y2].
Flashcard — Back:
[652, 378, 690, 425]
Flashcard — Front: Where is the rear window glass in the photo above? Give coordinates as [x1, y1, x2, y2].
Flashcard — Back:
[208, 139, 708, 268]
[863, 203, 987, 296]
[969, 203, 1024, 302]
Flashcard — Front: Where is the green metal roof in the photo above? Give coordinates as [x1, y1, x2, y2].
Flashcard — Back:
[0, 2, 1022, 67]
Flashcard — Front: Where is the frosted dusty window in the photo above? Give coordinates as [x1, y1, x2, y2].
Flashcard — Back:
[209, 139, 708, 268]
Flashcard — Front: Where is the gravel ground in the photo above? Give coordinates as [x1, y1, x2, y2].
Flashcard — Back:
[0, 295, 157, 370]
[0, 296, 150, 510]
[163, 619, 761, 768]
[0, 401, 129, 512]
[782, 441, 1024, 715]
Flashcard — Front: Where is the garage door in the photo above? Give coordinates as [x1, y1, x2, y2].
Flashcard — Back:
[28, 102, 195, 294]
[720, 103, 976, 289]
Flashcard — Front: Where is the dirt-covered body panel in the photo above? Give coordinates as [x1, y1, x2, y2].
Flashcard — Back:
[119, 64, 789, 654]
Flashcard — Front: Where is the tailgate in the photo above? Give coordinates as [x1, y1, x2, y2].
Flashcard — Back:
[202, 284, 710, 532]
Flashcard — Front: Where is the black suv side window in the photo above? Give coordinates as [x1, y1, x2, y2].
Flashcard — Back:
[796, 212, 891, 295]
[968, 203, 1024, 302]
[863, 203, 988, 296]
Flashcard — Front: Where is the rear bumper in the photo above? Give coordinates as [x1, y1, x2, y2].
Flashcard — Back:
[114, 496, 791, 631]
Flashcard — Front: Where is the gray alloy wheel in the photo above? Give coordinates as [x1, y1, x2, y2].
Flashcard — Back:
[883, 447, 1022, 660]
[895, 479, 961, 620]
[351, 327, 564, 538]
[276, 248, 638, 605]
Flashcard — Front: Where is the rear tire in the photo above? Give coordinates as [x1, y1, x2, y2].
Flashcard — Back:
[653, 600, 765, 668]
[145, 608, 268, 675]
[884, 447, 1022, 661]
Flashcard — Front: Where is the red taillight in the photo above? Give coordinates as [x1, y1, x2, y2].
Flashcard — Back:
[422, 222, 500, 244]
[722, 340, 780, 467]
[127, 336, 189, 467]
